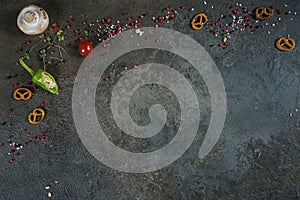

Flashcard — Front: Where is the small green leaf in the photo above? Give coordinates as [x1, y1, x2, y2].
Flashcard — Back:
[39, 49, 46, 59]
[58, 35, 64, 41]
[84, 30, 89, 36]
[23, 52, 30, 60]
[47, 61, 52, 64]
[40, 49, 46, 54]
[46, 36, 52, 45]
[39, 34, 45, 39]
[57, 61, 66, 65]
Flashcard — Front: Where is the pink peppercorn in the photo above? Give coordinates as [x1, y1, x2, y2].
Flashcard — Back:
[243, 16, 249, 21]
[189, 8, 194, 12]
[168, 14, 175, 19]
[233, 10, 238, 15]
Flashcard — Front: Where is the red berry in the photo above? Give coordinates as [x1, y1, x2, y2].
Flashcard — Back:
[78, 41, 94, 57]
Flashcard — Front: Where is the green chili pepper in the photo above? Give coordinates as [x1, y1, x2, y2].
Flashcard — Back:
[19, 58, 59, 94]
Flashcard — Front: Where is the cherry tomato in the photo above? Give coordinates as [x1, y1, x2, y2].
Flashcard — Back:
[78, 41, 94, 57]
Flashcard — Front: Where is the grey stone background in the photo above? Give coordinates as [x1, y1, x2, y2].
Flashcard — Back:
[0, 0, 299, 199]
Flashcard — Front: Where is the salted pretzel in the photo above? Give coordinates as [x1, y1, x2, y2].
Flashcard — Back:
[255, 7, 273, 20]
[13, 87, 33, 100]
[275, 37, 295, 52]
[191, 13, 208, 30]
[28, 108, 45, 125]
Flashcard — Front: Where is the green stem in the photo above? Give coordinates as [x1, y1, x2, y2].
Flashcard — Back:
[19, 58, 34, 76]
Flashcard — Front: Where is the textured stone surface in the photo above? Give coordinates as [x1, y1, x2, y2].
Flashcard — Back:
[0, 0, 299, 199]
